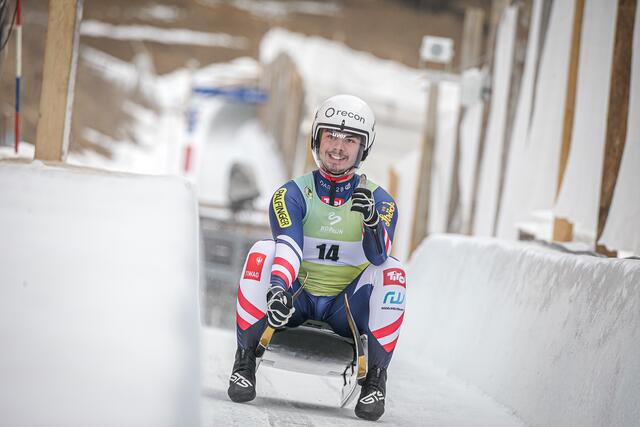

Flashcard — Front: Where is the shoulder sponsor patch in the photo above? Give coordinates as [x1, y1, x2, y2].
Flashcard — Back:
[272, 188, 292, 228]
[383, 267, 406, 288]
[379, 201, 396, 227]
[244, 252, 266, 281]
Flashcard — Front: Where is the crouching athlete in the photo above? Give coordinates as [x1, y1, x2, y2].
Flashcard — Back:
[227, 94, 406, 421]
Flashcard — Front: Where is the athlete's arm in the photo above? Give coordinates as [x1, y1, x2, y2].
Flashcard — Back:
[361, 188, 398, 265]
[268, 181, 306, 290]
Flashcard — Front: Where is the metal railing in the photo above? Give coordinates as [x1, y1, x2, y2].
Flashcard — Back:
[199, 203, 271, 328]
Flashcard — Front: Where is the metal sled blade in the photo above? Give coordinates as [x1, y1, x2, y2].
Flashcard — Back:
[344, 294, 367, 381]
[340, 294, 368, 407]
[258, 322, 355, 377]
[340, 361, 359, 407]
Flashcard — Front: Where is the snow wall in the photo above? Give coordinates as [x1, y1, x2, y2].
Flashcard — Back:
[405, 234, 640, 427]
[0, 162, 201, 427]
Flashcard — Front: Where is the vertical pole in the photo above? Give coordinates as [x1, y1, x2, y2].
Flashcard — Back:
[388, 167, 399, 256]
[552, 0, 585, 242]
[388, 167, 398, 200]
[3, 111, 7, 147]
[449, 7, 485, 233]
[410, 82, 438, 254]
[34, 0, 83, 162]
[596, 0, 636, 256]
[485, 0, 511, 63]
[182, 61, 198, 176]
[14, 0, 21, 153]
[460, 7, 485, 70]
[493, 2, 532, 236]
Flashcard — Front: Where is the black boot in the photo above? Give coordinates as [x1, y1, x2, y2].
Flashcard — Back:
[227, 347, 257, 403]
[355, 367, 387, 421]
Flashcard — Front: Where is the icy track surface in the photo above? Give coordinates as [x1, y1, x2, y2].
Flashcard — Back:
[201, 327, 525, 426]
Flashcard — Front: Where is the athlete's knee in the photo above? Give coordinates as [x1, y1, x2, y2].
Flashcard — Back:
[236, 240, 275, 332]
[241, 239, 275, 280]
[245, 239, 276, 260]
[372, 258, 407, 289]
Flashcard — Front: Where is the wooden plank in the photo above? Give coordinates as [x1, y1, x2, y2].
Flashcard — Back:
[468, 10, 503, 235]
[410, 83, 438, 254]
[556, 0, 585, 194]
[485, 0, 511, 62]
[552, 0, 585, 242]
[34, 0, 83, 162]
[527, 0, 554, 130]
[493, 1, 533, 236]
[448, 7, 485, 233]
[388, 166, 398, 200]
[460, 7, 486, 70]
[388, 167, 399, 256]
[552, 218, 574, 242]
[596, 0, 636, 256]
[446, 117, 462, 233]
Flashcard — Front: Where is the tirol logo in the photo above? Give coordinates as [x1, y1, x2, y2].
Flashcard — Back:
[328, 212, 342, 225]
[272, 188, 291, 228]
[324, 107, 366, 124]
[383, 268, 406, 288]
[244, 252, 266, 281]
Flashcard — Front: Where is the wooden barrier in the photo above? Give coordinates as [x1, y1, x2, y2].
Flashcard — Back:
[259, 53, 305, 178]
[34, 0, 83, 162]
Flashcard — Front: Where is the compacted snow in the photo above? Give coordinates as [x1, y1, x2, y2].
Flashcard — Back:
[200, 327, 524, 426]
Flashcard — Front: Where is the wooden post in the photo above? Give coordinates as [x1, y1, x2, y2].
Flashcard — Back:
[485, 0, 511, 62]
[410, 83, 438, 254]
[527, 0, 554, 132]
[460, 7, 486, 70]
[447, 7, 485, 233]
[388, 167, 398, 200]
[596, 0, 636, 256]
[551, 0, 585, 242]
[492, 1, 533, 236]
[388, 167, 399, 257]
[34, 0, 83, 162]
[259, 53, 305, 179]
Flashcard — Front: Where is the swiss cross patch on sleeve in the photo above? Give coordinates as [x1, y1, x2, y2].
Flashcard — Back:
[383, 268, 406, 288]
[243, 252, 266, 281]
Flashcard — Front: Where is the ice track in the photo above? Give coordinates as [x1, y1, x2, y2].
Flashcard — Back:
[201, 327, 525, 426]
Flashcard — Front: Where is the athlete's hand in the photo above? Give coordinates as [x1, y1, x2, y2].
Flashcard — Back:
[266, 286, 295, 328]
[351, 187, 379, 228]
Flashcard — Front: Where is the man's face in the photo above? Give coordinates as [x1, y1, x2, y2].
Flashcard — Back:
[318, 129, 363, 175]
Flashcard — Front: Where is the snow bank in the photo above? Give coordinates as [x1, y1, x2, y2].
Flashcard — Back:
[405, 234, 640, 427]
[0, 162, 201, 427]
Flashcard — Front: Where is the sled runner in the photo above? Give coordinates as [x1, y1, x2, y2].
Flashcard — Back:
[256, 295, 368, 407]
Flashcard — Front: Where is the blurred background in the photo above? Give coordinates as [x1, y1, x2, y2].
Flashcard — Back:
[1, 0, 638, 329]
[0, 0, 481, 329]
[2, 2, 640, 425]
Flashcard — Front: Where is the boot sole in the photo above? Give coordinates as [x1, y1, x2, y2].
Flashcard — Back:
[227, 386, 256, 403]
[355, 407, 384, 421]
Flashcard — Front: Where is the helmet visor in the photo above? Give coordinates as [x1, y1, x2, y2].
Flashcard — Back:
[322, 129, 364, 145]
[314, 122, 369, 149]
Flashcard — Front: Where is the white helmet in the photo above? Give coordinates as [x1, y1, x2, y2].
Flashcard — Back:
[311, 94, 376, 169]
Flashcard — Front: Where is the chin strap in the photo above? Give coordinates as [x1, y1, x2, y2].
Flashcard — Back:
[320, 164, 358, 180]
